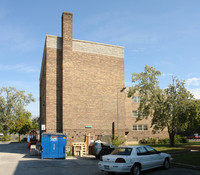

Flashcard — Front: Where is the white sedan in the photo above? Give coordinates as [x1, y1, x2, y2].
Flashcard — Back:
[98, 145, 173, 175]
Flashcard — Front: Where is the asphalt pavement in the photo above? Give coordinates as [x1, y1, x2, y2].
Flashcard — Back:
[0, 142, 199, 175]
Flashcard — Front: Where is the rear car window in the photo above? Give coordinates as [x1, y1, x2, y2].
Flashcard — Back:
[111, 148, 132, 155]
[145, 146, 157, 154]
[136, 147, 148, 155]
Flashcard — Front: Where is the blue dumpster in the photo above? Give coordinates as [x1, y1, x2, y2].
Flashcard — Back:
[41, 133, 67, 159]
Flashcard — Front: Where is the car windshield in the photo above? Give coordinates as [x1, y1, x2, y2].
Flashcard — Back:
[111, 148, 132, 155]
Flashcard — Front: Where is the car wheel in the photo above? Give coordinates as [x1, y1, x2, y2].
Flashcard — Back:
[130, 164, 141, 175]
[163, 158, 170, 169]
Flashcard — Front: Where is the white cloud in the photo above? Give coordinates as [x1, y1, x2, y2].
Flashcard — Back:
[186, 77, 200, 99]
[186, 77, 200, 86]
[161, 73, 173, 77]
[187, 73, 197, 77]
[131, 48, 145, 54]
[188, 88, 200, 99]
[0, 64, 39, 73]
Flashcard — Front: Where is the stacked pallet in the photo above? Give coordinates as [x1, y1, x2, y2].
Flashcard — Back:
[72, 142, 86, 157]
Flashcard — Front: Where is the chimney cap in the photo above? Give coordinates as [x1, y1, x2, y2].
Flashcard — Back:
[63, 11, 73, 16]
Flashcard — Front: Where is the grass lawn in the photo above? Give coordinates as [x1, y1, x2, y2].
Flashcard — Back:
[146, 141, 200, 153]
[150, 142, 200, 166]
[151, 146, 188, 153]
[176, 141, 200, 146]
[173, 151, 200, 166]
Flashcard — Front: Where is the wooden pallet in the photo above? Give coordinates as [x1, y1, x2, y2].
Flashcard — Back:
[72, 142, 86, 156]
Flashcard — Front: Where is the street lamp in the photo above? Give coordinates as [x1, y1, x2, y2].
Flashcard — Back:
[117, 87, 126, 134]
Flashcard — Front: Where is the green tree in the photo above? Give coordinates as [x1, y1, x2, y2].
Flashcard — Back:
[112, 135, 126, 147]
[128, 65, 193, 146]
[9, 111, 32, 142]
[0, 86, 35, 137]
[31, 116, 40, 130]
[185, 100, 200, 135]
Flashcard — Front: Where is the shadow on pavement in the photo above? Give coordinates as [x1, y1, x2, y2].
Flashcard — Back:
[0, 142, 29, 155]
[13, 158, 106, 175]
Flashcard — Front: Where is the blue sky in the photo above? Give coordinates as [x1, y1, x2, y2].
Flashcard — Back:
[0, 0, 200, 117]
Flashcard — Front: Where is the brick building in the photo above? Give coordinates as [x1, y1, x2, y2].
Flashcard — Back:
[40, 12, 168, 145]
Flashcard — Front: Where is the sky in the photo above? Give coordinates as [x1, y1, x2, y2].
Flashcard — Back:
[0, 0, 200, 117]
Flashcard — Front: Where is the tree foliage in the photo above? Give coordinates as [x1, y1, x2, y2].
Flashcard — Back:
[8, 111, 32, 141]
[31, 116, 40, 130]
[185, 100, 200, 134]
[0, 86, 35, 137]
[112, 135, 126, 147]
[128, 65, 194, 146]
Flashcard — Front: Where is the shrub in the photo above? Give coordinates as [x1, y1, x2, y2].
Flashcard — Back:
[140, 138, 158, 144]
[180, 136, 188, 143]
[157, 135, 188, 145]
[112, 136, 126, 146]
[139, 138, 148, 144]
[148, 138, 157, 144]
[66, 150, 73, 156]
[139, 135, 188, 146]
[158, 138, 170, 144]
[0, 136, 12, 141]
[174, 135, 181, 144]
[175, 135, 188, 144]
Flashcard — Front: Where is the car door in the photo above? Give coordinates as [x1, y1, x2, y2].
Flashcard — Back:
[136, 147, 152, 170]
[145, 146, 163, 167]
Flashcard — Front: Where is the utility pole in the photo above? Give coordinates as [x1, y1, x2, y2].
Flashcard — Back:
[117, 87, 126, 134]
[112, 122, 115, 141]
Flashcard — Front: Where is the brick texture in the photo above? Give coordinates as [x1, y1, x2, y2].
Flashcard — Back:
[40, 12, 168, 145]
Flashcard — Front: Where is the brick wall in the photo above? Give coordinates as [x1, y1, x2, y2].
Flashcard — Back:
[61, 12, 126, 144]
[40, 11, 168, 146]
[40, 36, 63, 133]
[40, 45, 46, 132]
[125, 93, 168, 143]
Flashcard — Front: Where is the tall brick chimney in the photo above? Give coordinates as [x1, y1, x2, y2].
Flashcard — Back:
[62, 12, 73, 51]
[61, 12, 73, 133]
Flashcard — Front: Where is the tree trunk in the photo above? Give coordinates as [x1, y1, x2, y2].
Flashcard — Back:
[18, 133, 20, 142]
[168, 131, 175, 147]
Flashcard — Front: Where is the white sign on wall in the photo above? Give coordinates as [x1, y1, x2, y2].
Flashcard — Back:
[41, 124, 46, 131]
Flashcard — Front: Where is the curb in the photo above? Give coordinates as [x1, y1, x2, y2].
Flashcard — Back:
[169, 149, 190, 155]
[65, 156, 77, 160]
[172, 162, 200, 171]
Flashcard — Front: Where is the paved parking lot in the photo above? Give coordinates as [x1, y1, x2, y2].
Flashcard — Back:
[0, 142, 199, 175]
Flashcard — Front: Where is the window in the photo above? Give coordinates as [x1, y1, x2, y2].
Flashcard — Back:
[145, 146, 157, 154]
[132, 96, 141, 103]
[138, 125, 142, 131]
[132, 110, 138, 117]
[136, 147, 148, 156]
[143, 125, 148, 130]
[132, 110, 144, 118]
[111, 148, 132, 155]
[133, 137, 138, 141]
[133, 125, 137, 131]
[132, 125, 148, 131]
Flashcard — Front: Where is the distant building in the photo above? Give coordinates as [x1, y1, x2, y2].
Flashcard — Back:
[40, 12, 168, 145]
